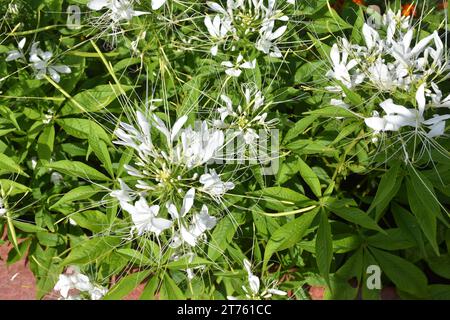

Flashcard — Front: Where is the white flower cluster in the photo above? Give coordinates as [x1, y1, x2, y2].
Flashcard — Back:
[364, 83, 450, 139]
[227, 259, 286, 300]
[327, 9, 448, 93]
[87, 0, 149, 23]
[5, 39, 71, 83]
[111, 111, 234, 250]
[214, 86, 278, 146]
[326, 10, 450, 143]
[205, 0, 289, 58]
[54, 266, 108, 300]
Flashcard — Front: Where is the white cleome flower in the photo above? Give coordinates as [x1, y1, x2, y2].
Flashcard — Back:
[87, 0, 148, 23]
[29, 42, 71, 83]
[119, 197, 173, 236]
[5, 38, 26, 62]
[178, 121, 224, 168]
[54, 266, 107, 300]
[221, 54, 256, 77]
[204, 15, 232, 56]
[199, 169, 235, 197]
[238, 259, 287, 300]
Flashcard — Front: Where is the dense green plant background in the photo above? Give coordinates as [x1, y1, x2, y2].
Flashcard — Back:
[0, 0, 449, 300]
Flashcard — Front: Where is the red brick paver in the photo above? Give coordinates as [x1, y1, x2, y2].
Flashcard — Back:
[0, 243, 36, 300]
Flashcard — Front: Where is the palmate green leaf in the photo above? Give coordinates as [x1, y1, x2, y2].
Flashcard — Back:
[297, 158, 322, 197]
[406, 170, 440, 255]
[366, 228, 416, 251]
[208, 212, 244, 261]
[251, 187, 312, 204]
[46, 160, 111, 181]
[139, 276, 161, 300]
[295, 61, 326, 83]
[327, 248, 363, 300]
[50, 185, 104, 209]
[283, 115, 318, 144]
[368, 163, 403, 221]
[56, 118, 111, 144]
[316, 209, 333, 287]
[116, 248, 154, 266]
[392, 203, 425, 255]
[103, 270, 152, 300]
[429, 285, 450, 300]
[88, 129, 114, 177]
[37, 125, 55, 161]
[305, 106, 358, 118]
[328, 203, 384, 233]
[166, 256, 213, 270]
[307, 8, 353, 34]
[160, 274, 185, 300]
[60, 84, 133, 115]
[30, 246, 63, 299]
[370, 247, 428, 298]
[0, 153, 29, 177]
[13, 220, 47, 233]
[0, 179, 30, 195]
[361, 249, 381, 300]
[427, 254, 450, 280]
[62, 236, 121, 265]
[70, 210, 110, 233]
[263, 208, 319, 272]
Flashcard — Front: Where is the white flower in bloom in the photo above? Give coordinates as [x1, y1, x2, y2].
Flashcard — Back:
[120, 197, 173, 236]
[206, 0, 289, 58]
[221, 54, 256, 77]
[54, 266, 107, 300]
[217, 87, 277, 147]
[228, 259, 287, 300]
[178, 121, 224, 168]
[365, 85, 426, 133]
[204, 15, 232, 56]
[256, 20, 287, 58]
[200, 169, 235, 197]
[326, 42, 364, 91]
[167, 188, 195, 220]
[429, 83, 450, 108]
[328, 10, 448, 94]
[110, 178, 135, 202]
[29, 42, 71, 83]
[87, 0, 148, 22]
[364, 84, 450, 138]
[5, 38, 26, 62]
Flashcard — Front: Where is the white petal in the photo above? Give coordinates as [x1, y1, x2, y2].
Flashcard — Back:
[240, 59, 256, 69]
[180, 188, 195, 217]
[225, 68, 242, 77]
[416, 83, 426, 115]
[151, 0, 166, 10]
[180, 226, 197, 246]
[210, 45, 218, 56]
[171, 115, 188, 142]
[48, 68, 61, 83]
[87, 0, 110, 11]
[18, 38, 26, 49]
[365, 117, 386, 131]
[5, 51, 21, 62]
[269, 26, 287, 41]
[51, 65, 71, 74]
